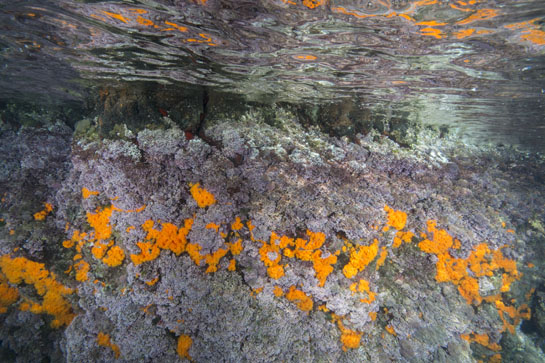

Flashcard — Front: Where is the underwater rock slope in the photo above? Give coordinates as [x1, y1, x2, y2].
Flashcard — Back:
[1, 109, 544, 362]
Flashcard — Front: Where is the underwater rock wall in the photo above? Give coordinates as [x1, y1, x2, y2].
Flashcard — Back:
[1, 107, 545, 362]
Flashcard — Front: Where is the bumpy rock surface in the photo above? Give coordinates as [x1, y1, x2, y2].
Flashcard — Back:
[1, 106, 544, 362]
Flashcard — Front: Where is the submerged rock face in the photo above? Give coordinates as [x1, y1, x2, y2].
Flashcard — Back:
[1, 106, 544, 362]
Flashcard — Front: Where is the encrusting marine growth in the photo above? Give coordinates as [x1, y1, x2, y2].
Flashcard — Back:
[0, 271, 20, 313]
[33, 202, 53, 221]
[0, 183, 532, 359]
[62, 188, 146, 281]
[189, 182, 216, 208]
[97, 332, 121, 359]
[177, 334, 193, 360]
[0, 254, 75, 328]
[285, 285, 314, 311]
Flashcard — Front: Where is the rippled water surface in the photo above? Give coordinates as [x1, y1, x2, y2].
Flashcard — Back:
[1, 0, 544, 147]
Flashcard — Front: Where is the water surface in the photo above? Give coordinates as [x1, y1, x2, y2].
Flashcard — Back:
[1, 0, 544, 147]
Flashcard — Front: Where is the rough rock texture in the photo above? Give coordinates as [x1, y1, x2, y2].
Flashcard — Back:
[0, 123, 73, 361]
[1, 105, 544, 362]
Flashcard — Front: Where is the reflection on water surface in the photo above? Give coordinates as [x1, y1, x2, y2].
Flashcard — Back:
[0, 0, 544, 148]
